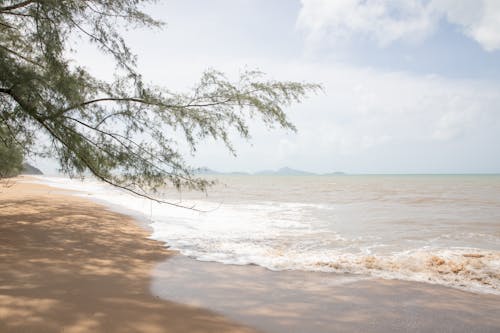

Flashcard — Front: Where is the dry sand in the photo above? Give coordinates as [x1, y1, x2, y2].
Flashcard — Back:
[0, 178, 258, 333]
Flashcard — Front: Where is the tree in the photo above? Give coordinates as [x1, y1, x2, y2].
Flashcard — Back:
[0, 1, 319, 206]
[0, 126, 23, 179]
[0, 143, 23, 178]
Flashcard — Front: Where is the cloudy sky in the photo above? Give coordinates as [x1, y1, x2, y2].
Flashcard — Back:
[38, 0, 500, 174]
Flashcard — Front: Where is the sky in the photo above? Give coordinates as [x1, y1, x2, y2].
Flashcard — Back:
[35, 0, 500, 174]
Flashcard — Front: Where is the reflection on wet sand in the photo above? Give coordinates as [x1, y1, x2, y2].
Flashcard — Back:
[153, 255, 500, 333]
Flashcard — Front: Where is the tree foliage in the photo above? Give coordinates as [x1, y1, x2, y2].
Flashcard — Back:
[0, 126, 23, 178]
[0, 1, 319, 205]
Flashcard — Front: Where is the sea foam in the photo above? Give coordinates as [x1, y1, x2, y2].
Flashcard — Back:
[29, 175, 500, 295]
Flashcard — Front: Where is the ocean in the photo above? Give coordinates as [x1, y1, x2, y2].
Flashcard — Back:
[33, 174, 500, 295]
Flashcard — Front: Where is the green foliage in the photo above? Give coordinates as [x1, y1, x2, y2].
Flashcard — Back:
[0, 1, 320, 204]
[0, 126, 23, 178]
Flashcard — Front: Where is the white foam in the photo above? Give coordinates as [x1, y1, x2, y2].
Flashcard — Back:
[29, 176, 500, 295]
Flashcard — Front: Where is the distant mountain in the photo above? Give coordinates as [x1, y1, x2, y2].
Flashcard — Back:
[21, 163, 43, 175]
[255, 167, 316, 176]
[275, 167, 316, 176]
[194, 166, 345, 176]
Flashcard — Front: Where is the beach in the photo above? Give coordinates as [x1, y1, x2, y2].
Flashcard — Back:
[1, 177, 499, 333]
[0, 179, 257, 333]
[154, 256, 500, 333]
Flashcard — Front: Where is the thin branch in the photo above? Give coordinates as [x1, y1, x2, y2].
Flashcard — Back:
[0, 44, 44, 67]
[62, 115, 197, 185]
[40, 118, 204, 211]
[95, 111, 129, 128]
[59, 10, 138, 74]
[0, 0, 35, 12]
[53, 97, 157, 118]
[0, 10, 32, 17]
[83, 2, 130, 19]
[55, 95, 237, 119]
[2, 88, 206, 210]
[0, 20, 15, 29]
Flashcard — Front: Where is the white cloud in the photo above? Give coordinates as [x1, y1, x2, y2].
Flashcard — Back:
[298, 0, 500, 51]
[181, 59, 500, 172]
[432, 0, 500, 51]
[317, 66, 494, 151]
[297, 0, 436, 47]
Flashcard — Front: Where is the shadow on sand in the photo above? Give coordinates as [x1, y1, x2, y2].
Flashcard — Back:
[0, 185, 258, 333]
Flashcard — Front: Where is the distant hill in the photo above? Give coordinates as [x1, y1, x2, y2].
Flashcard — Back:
[21, 163, 43, 175]
[193, 166, 345, 176]
[255, 167, 316, 176]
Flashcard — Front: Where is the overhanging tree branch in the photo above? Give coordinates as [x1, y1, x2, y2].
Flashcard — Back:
[2, 88, 206, 209]
[0, 0, 320, 206]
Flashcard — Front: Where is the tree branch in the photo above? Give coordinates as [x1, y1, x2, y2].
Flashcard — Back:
[55, 95, 237, 120]
[2, 88, 207, 210]
[0, 44, 44, 67]
[0, 0, 35, 12]
[61, 115, 198, 185]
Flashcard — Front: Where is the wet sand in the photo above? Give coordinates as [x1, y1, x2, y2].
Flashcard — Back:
[153, 251, 500, 333]
[2, 177, 499, 333]
[0, 179, 258, 333]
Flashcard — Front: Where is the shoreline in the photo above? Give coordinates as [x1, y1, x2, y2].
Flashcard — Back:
[154, 255, 500, 333]
[29, 175, 500, 297]
[4, 176, 499, 332]
[0, 178, 258, 332]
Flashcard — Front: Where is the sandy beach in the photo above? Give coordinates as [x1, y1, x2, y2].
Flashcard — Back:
[0, 178, 258, 333]
[1, 177, 499, 333]
[155, 255, 500, 333]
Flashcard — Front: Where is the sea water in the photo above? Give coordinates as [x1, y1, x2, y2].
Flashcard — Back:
[32, 174, 500, 295]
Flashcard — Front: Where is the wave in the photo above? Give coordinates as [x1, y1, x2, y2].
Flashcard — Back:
[312, 248, 500, 295]
[29, 176, 500, 295]
[152, 229, 500, 295]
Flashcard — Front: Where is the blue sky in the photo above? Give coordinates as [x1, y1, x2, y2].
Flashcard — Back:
[36, 0, 500, 174]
